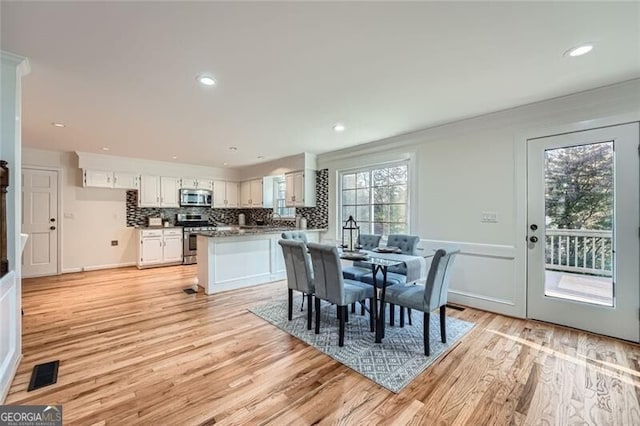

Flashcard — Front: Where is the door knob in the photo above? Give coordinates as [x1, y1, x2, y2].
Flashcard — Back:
[530, 224, 538, 231]
[50, 218, 56, 222]
[529, 236, 538, 243]
[50, 226, 56, 231]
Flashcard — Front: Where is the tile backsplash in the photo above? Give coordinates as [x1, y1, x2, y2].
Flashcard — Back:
[126, 169, 328, 229]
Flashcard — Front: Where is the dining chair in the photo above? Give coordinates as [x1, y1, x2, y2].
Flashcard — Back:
[281, 231, 308, 243]
[384, 248, 460, 356]
[342, 234, 382, 280]
[358, 234, 421, 325]
[307, 243, 375, 346]
[279, 239, 315, 330]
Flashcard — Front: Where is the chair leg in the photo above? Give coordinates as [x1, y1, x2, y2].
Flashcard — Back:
[351, 303, 356, 314]
[400, 307, 405, 328]
[307, 294, 313, 330]
[424, 312, 430, 356]
[389, 303, 395, 326]
[301, 292, 305, 311]
[315, 297, 321, 334]
[345, 308, 349, 323]
[339, 306, 346, 347]
[440, 305, 447, 343]
[361, 301, 365, 316]
[288, 289, 293, 321]
[408, 308, 413, 325]
[337, 305, 341, 320]
[369, 298, 375, 332]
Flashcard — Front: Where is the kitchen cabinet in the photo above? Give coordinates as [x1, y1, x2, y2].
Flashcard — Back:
[181, 178, 213, 191]
[240, 178, 263, 208]
[137, 228, 183, 268]
[285, 170, 315, 207]
[83, 170, 114, 188]
[138, 175, 180, 207]
[213, 180, 239, 208]
[83, 170, 139, 189]
[113, 172, 139, 189]
[160, 177, 180, 207]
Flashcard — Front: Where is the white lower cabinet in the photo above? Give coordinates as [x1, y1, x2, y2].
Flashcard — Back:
[137, 228, 184, 268]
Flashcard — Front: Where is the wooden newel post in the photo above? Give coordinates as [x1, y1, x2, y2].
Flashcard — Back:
[0, 160, 8, 277]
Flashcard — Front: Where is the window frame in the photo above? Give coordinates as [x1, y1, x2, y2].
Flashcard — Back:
[337, 159, 410, 238]
[272, 176, 295, 220]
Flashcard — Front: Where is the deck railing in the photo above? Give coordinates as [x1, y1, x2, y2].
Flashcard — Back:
[545, 229, 612, 277]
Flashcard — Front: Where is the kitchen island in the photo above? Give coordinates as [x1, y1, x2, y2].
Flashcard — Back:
[196, 228, 322, 294]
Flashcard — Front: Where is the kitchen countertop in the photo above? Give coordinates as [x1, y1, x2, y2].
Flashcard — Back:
[135, 226, 182, 230]
[195, 227, 326, 238]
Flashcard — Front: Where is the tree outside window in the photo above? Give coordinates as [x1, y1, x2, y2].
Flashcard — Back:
[340, 162, 409, 236]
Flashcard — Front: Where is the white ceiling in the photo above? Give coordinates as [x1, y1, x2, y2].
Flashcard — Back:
[2, 2, 639, 168]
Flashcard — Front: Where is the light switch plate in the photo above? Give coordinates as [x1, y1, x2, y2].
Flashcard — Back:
[481, 211, 498, 223]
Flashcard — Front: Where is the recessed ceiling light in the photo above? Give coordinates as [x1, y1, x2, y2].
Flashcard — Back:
[565, 44, 593, 57]
[172, 156, 178, 160]
[51, 122, 65, 128]
[257, 156, 265, 159]
[228, 146, 237, 151]
[333, 123, 345, 132]
[223, 162, 228, 166]
[101, 147, 110, 151]
[197, 74, 216, 86]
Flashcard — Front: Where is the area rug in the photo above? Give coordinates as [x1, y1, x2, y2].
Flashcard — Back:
[249, 296, 475, 393]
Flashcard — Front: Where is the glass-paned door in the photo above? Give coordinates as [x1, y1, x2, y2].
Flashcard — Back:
[527, 123, 640, 341]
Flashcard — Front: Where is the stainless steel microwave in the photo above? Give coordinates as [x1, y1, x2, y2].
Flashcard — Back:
[179, 189, 212, 207]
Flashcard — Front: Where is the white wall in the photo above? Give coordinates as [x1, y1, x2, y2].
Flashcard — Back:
[238, 152, 317, 180]
[23, 148, 241, 273]
[1, 51, 30, 403]
[318, 79, 640, 317]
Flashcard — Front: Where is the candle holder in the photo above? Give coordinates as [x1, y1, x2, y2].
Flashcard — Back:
[341, 215, 361, 252]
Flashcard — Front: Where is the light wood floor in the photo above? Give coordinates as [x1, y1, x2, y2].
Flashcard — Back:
[7, 266, 640, 425]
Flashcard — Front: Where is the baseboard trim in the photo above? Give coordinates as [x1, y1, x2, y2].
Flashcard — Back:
[62, 262, 137, 274]
[0, 353, 22, 404]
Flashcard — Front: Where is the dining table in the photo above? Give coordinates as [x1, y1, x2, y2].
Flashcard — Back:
[340, 249, 434, 343]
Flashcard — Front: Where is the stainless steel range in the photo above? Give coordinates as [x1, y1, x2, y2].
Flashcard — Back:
[176, 213, 215, 265]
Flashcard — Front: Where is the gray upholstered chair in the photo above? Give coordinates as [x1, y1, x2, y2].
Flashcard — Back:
[342, 234, 382, 280]
[307, 243, 375, 346]
[281, 231, 309, 243]
[279, 239, 315, 330]
[385, 248, 459, 355]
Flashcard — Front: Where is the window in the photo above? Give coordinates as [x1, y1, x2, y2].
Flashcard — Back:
[339, 162, 409, 236]
[274, 177, 295, 219]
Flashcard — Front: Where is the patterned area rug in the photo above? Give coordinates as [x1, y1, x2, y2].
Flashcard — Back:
[250, 296, 475, 393]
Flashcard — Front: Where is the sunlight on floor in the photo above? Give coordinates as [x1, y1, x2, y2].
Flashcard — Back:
[486, 328, 640, 388]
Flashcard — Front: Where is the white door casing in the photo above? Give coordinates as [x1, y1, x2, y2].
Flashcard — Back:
[527, 123, 640, 341]
[22, 168, 58, 277]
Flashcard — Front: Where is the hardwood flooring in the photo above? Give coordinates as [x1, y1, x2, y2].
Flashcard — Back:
[7, 265, 640, 425]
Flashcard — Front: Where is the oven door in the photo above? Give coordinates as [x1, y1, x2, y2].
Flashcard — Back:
[183, 231, 199, 264]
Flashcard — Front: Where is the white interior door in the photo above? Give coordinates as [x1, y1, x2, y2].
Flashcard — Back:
[22, 168, 59, 277]
[527, 123, 640, 341]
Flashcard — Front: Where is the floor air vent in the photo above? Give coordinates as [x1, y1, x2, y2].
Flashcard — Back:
[28, 360, 59, 391]
[446, 304, 465, 311]
[183, 288, 197, 295]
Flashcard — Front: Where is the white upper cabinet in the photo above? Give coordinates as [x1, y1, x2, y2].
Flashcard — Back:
[139, 175, 161, 206]
[240, 178, 263, 208]
[213, 180, 240, 208]
[181, 177, 214, 191]
[113, 172, 139, 189]
[83, 169, 139, 189]
[83, 170, 113, 188]
[285, 170, 316, 207]
[160, 177, 180, 207]
[139, 175, 180, 207]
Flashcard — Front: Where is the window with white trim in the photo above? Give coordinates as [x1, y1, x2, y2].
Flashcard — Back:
[274, 177, 295, 219]
[339, 162, 409, 236]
